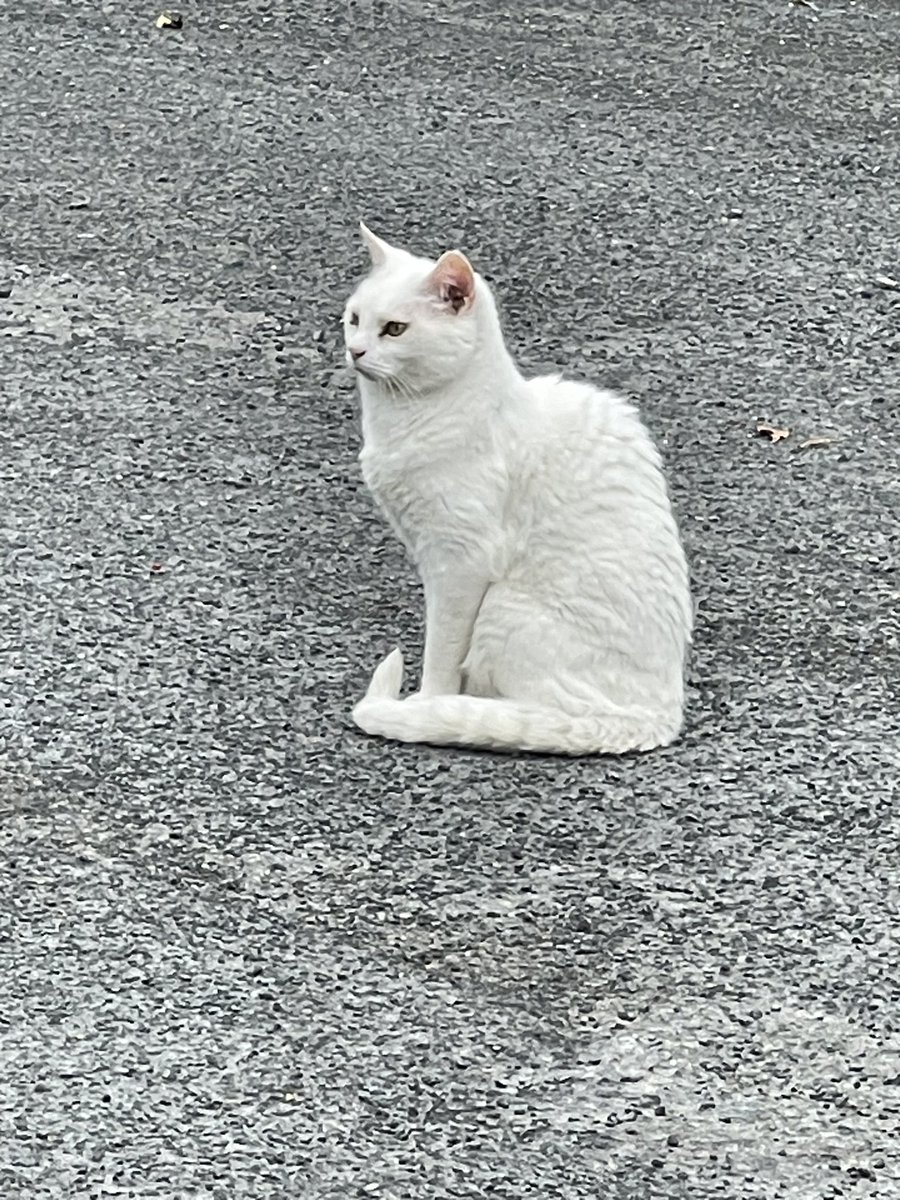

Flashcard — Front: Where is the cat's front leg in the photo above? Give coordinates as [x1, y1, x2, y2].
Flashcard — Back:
[418, 565, 489, 697]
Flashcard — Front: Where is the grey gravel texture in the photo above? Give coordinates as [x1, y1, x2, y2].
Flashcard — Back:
[1, 1, 899, 1197]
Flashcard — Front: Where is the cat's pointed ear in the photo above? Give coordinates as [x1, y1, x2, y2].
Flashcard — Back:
[359, 221, 394, 268]
[426, 250, 476, 314]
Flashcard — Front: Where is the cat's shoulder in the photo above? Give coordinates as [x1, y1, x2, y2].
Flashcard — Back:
[524, 373, 643, 429]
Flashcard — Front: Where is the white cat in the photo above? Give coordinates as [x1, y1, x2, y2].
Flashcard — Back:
[344, 223, 692, 755]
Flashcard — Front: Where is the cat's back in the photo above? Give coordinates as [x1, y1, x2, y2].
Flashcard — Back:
[509, 372, 691, 645]
[510, 370, 686, 592]
[519, 373, 665, 484]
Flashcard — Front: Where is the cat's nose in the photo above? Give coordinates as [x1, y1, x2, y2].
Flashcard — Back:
[350, 347, 366, 361]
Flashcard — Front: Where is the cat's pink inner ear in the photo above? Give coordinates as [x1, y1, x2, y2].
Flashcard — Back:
[427, 251, 476, 313]
[359, 221, 393, 267]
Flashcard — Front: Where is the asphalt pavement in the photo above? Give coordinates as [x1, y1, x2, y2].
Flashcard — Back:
[1, 1, 898, 1197]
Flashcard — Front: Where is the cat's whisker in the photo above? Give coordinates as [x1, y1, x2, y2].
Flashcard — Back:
[389, 371, 422, 404]
[392, 375, 420, 404]
[380, 373, 418, 405]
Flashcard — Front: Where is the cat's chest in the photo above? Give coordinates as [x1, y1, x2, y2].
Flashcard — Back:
[359, 445, 449, 519]
[359, 440, 507, 555]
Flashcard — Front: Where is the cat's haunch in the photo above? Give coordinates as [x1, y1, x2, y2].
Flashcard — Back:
[343, 225, 692, 756]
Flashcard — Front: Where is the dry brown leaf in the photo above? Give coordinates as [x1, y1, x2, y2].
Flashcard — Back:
[756, 422, 791, 443]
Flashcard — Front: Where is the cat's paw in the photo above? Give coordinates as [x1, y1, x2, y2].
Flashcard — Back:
[365, 647, 404, 700]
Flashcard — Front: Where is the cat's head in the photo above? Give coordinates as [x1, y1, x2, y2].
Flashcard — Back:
[342, 223, 481, 394]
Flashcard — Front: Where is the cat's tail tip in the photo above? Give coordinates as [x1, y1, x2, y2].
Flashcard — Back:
[364, 647, 404, 701]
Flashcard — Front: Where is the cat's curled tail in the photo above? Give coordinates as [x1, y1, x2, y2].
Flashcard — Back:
[352, 650, 681, 757]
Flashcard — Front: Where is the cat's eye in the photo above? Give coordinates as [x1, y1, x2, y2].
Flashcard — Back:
[381, 321, 408, 338]
[348, 312, 359, 326]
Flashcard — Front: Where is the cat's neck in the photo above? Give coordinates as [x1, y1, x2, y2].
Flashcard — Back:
[359, 346, 521, 450]
[359, 283, 523, 449]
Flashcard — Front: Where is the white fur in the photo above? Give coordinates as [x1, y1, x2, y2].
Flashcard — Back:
[343, 226, 692, 756]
